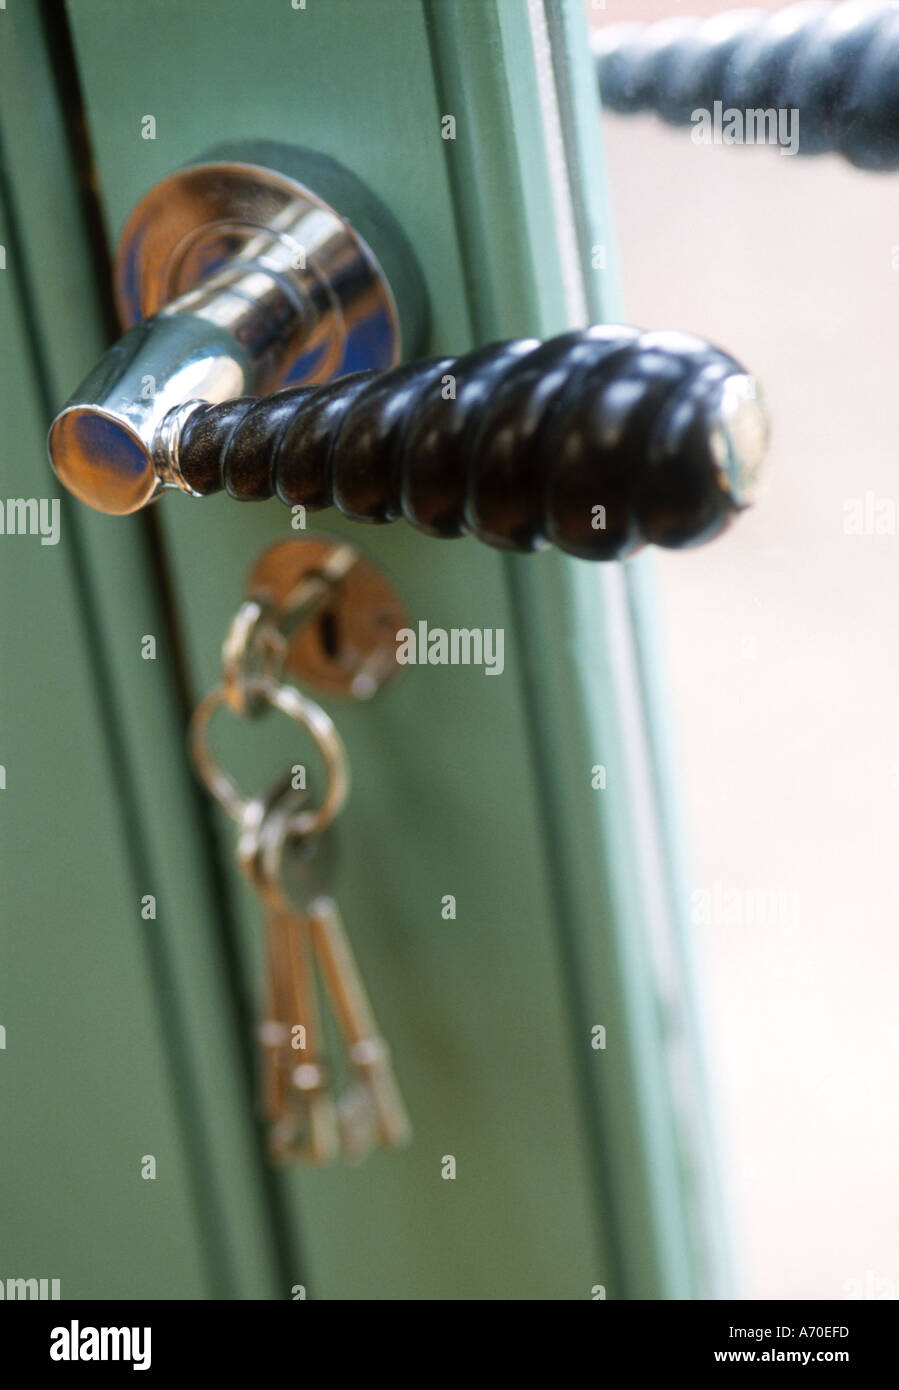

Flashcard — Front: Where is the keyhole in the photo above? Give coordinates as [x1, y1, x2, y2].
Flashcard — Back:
[319, 608, 339, 660]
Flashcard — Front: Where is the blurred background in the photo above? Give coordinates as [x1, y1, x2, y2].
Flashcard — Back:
[590, 0, 899, 1300]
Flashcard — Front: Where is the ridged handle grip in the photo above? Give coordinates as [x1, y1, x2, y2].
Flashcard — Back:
[594, 1, 899, 171]
[177, 326, 766, 562]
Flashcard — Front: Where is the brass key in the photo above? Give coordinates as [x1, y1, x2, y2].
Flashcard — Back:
[240, 775, 410, 1164]
[309, 899, 411, 1159]
[238, 776, 340, 1165]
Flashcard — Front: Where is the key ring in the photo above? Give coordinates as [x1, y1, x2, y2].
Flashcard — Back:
[189, 677, 350, 840]
[235, 773, 318, 916]
[188, 537, 410, 1167]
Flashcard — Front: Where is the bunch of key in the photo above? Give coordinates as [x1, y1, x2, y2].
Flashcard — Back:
[189, 537, 411, 1165]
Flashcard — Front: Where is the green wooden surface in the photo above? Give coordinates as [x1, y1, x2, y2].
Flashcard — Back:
[1, 1, 286, 1299]
[0, 161, 210, 1301]
[0, 0, 728, 1299]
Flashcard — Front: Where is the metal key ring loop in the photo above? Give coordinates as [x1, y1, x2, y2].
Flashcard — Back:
[236, 778, 296, 914]
[221, 597, 283, 717]
[189, 678, 350, 839]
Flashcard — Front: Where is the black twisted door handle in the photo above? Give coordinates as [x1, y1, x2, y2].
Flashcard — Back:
[173, 326, 765, 562]
[47, 147, 767, 562]
[594, 1, 899, 172]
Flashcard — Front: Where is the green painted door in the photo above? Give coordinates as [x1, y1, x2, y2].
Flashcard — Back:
[0, 0, 728, 1300]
